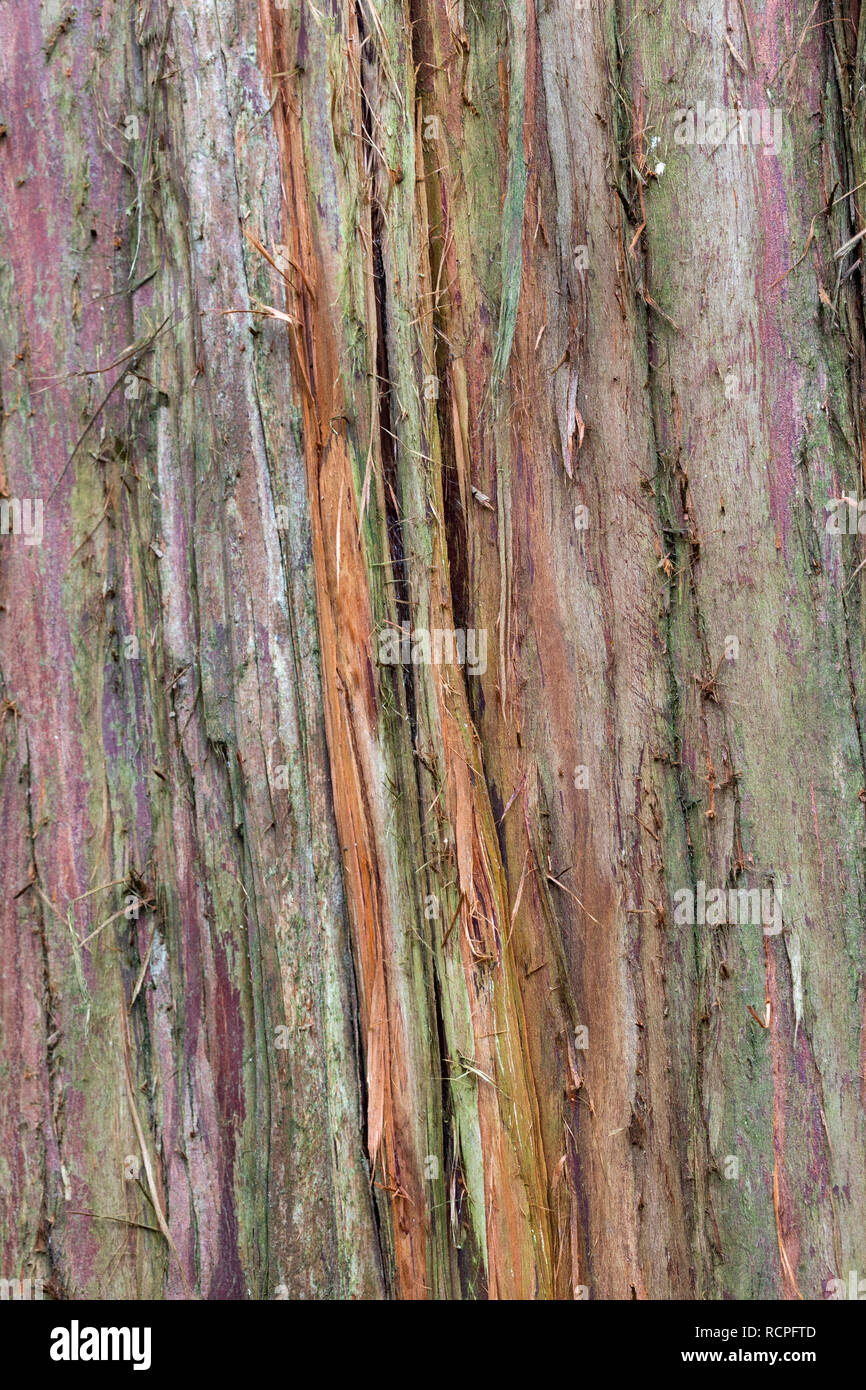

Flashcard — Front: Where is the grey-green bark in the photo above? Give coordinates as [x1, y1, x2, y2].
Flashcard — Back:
[1, 0, 865, 1299]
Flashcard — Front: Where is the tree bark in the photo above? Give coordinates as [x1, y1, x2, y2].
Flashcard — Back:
[1, 0, 865, 1300]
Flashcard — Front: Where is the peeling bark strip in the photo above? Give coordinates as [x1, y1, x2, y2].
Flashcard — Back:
[2, 0, 866, 1301]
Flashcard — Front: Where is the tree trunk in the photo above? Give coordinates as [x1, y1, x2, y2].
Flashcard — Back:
[2, 0, 865, 1300]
